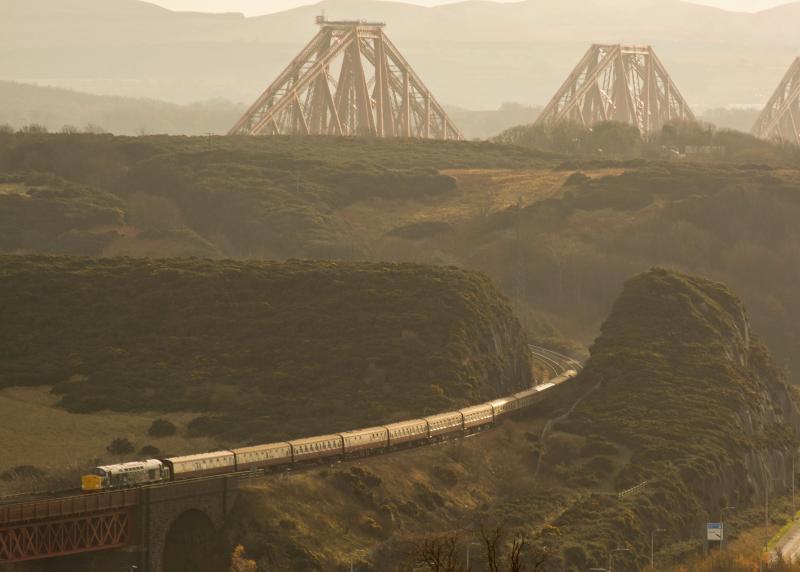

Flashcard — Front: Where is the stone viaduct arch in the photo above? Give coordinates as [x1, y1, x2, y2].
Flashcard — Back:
[138, 476, 239, 572]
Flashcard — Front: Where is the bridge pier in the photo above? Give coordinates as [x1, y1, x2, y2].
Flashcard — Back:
[136, 476, 239, 572]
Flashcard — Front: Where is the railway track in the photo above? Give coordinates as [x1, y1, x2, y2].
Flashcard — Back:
[529, 344, 583, 378]
[2, 348, 581, 505]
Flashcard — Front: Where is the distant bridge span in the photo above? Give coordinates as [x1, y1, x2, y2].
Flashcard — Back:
[0, 346, 579, 571]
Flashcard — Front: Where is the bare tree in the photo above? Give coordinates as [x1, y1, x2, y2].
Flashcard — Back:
[480, 524, 503, 572]
[414, 534, 462, 572]
[508, 537, 526, 572]
[413, 523, 559, 572]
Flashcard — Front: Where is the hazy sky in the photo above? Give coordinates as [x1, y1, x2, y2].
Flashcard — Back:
[150, 0, 793, 16]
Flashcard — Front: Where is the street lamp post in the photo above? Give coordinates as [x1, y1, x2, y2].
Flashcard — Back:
[793, 449, 798, 520]
[608, 548, 630, 572]
[766, 476, 781, 528]
[650, 529, 666, 570]
[762, 478, 781, 572]
[466, 542, 481, 570]
[720, 506, 736, 552]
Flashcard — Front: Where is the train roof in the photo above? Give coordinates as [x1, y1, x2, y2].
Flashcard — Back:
[96, 459, 162, 472]
[166, 450, 235, 463]
[425, 410, 462, 422]
[339, 425, 388, 437]
[232, 442, 292, 454]
[489, 395, 516, 406]
[459, 403, 493, 414]
[289, 434, 343, 446]
[384, 418, 427, 429]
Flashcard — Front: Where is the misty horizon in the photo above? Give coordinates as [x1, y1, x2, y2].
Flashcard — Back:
[2, 0, 799, 135]
[147, 0, 796, 17]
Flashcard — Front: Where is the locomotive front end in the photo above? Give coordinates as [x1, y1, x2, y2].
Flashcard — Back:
[81, 468, 108, 491]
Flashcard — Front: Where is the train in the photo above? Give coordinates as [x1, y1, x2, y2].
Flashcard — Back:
[81, 370, 578, 492]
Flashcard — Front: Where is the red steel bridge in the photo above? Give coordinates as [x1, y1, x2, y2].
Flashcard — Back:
[0, 475, 238, 572]
[0, 490, 138, 563]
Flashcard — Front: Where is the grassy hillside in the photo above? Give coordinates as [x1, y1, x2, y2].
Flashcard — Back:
[0, 133, 554, 260]
[3, 132, 800, 381]
[0, 256, 532, 445]
[212, 269, 800, 571]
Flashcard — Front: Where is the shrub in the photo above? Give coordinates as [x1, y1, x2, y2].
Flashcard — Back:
[430, 465, 458, 488]
[1, 465, 45, 481]
[139, 445, 161, 457]
[148, 419, 177, 438]
[106, 437, 135, 456]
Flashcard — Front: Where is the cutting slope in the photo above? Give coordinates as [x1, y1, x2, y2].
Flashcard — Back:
[215, 269, 800, 571]
[543, 268, 800, 568]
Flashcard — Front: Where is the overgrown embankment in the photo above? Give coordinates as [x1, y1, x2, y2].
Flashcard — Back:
[0, 255, 532, 446]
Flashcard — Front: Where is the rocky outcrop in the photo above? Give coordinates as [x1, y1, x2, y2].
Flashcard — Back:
[548, 268, 800, 570]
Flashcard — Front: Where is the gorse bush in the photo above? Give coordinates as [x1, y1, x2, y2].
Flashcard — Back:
[148, 419, 177, 438]
[106, 438, 135, 456]
[496, 119, 800, 164]
[139, 445, 161, 457]
[0, 465, 45, 481]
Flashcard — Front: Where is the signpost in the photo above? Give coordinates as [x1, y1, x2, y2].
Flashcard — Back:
[707, 523, 723, 542]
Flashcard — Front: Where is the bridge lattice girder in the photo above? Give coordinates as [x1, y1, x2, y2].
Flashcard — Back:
[228, 19, 463, 140]
[536, 44, 695, 134]
[752, 57, 800, 146]
[0, 490, 138, 563]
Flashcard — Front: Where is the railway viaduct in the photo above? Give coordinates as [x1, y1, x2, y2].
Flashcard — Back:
[0, 475, 242, 572]
[0, 346, 579, 571]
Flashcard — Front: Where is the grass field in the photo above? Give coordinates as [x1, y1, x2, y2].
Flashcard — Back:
[0, 386, 216, 494]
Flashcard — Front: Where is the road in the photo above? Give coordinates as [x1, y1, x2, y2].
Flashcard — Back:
[773, 520, 800, 563]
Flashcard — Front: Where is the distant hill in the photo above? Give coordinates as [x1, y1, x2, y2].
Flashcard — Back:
[0, 81, 245, 136]
[0, 80, 535, 138]
[1, 0, 798, 109]
[0, 256, 533, 444]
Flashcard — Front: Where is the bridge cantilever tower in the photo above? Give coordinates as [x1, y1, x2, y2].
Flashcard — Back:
[536, 44, 695, 134]
[229, 16, 463, 140]
[752, 57, 800, 146]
